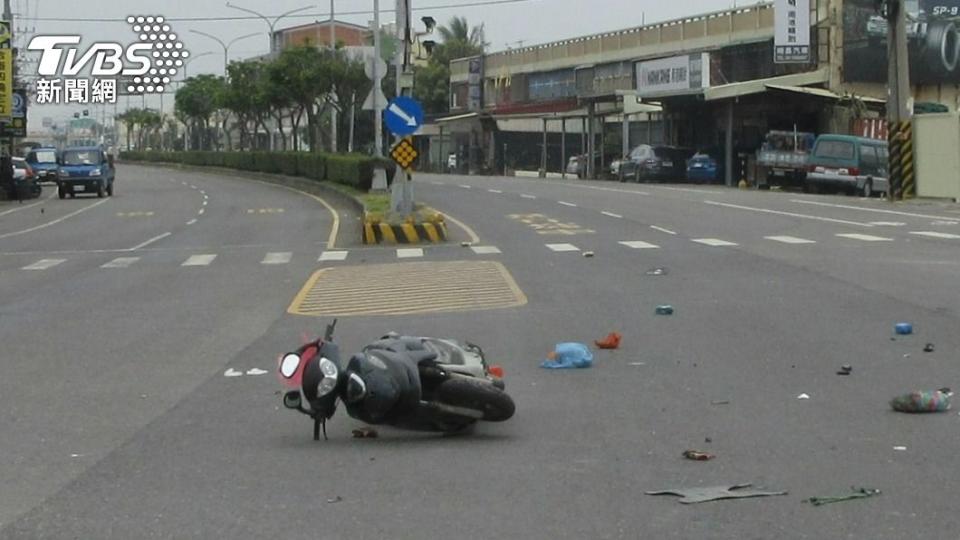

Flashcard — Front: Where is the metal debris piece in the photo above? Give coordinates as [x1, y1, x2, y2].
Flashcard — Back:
[797, 393, 810, 400]
[646, 483, 788, 504]
[352, 427, 379, 438]
[327, 496, 343, 504]
[645, 267, 667, 276]
[923, 343, 935, 353]
[837, 365, 852, 376]
[895, 323, 913, 335]
[655, 305, 674, 315]
[806, 487, 881, 507]
[711, 400, 730, 405]
[583, 251, 595, 258]
[682, 450, 715, 461]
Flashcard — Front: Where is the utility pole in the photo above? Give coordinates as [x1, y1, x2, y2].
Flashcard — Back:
[373, 0, 383, 159]
[330, 0, 337, 153]
[885, 0, 912, 200]
[391, 0, 414, 214]
[2, 0, 13, 175]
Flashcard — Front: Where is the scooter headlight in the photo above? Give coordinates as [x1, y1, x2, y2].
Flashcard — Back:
[317, 358, 339, 396]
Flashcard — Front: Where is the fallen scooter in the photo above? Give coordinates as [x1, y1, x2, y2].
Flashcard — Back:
[279, 320, 515, 440]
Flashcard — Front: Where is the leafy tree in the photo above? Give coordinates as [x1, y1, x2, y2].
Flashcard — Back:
[175, 74, 225, 150]
[413, 17, 486, 114]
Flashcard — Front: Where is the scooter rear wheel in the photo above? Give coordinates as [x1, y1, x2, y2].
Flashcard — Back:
[436, 377, 515, 422]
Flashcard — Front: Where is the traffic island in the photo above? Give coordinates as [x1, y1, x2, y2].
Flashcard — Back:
[361, 194, 448, 245]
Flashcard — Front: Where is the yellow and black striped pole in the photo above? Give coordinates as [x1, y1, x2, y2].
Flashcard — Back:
[900, 120, 915, 199]
[887, 120, 903, 200]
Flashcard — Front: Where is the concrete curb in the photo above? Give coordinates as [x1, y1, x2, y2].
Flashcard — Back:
[363, 220, 448, 245]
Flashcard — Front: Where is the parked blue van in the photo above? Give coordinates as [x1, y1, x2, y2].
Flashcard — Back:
[57, 146, 115, 199]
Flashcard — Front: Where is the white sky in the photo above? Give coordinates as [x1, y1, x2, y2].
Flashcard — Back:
[15, 0, 745, 128]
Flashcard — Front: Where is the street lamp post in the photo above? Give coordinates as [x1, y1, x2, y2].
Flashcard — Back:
[224, 2, 313, 55]
[188, 30, 260, 74]
[180, 51, 215, 82]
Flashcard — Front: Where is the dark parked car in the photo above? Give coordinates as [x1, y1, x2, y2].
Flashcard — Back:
[619, 145, 693, 183]
[5, 157, 43, 199]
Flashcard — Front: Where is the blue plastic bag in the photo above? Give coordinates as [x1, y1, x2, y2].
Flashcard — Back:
[540, 342, 593, 369]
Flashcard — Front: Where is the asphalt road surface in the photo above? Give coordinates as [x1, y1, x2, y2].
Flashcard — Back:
[3, 165, 960, 539]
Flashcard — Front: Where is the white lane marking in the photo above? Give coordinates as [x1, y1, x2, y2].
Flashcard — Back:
[101, 257, 140, 268]
[488, 189, 503, 194]
[704, 200, 873, 227]
[318, 250, 349, 262]
[692, 238, 738, 247]
[186, 218, 197, 225]
[545, 243, 580, 252]
[836, 233, 893, 242]
[246, 368, 269, 376]
[23, 258, 66, 270]
[655, 185, 713, 194]
[569, 185, 650, 196]
[470, 246, 502, 254]
[128, 231, 171, 251]
[0, 190, 56, 217]
[520, 194, 537, 199]
[202, 200, 208, 206]
[601, 211, 623, 218]
[0, 197, 110, 240]
[619, 240, 660, 249]
[261, 252, 293, 265]
[224, 368, 243, 378]
[397, 248, 424, 258]
[932, 220, 959, 226]
[558, 201, 578, 207]
[198, 208, 205, 215]
[910, 231, 960, 239]
[869, 221, 906, 226]
[765, 235, 817, 244]
[650, 225, 677, 235]
[459, 184, 472, 189]
[791, 199, 960, 221]
[182, 254, 217, 266]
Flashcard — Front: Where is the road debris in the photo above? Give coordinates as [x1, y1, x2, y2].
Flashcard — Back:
[594, 332, 622, 350]
[223, 368, 243, 378]
[583, 251, 595, 258]
[646, 483, 788, 504]
[540, 343, 593, 369]
[460, 241, 472, 247]
[646, 267, 667, 276]
[682, 450, 715, 461]
[352, 427, 379, 438]
[711, 400, 730, 405]
[246, 368, 269, 376]
[895, 323, 913, 335]
[893, 446, 907, 451]
[890, 388, 952, 413]
[806, 487, 881, 507]
[924, 343, 935, 353]
[327, 496, 343, 504]
[797, 393, 811, 400]
[655, 305, 674, 315]
[837, 365, 853, 376]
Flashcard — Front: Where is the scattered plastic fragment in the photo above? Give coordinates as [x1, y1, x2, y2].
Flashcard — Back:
[223, 368, 243, 377]
[924, 343, 935, 353]
[797, 393, 810, 400]
[629, 362, 646, 366]
[594, 332, 622, 350]
[705, 437, 713, 443]
[682, 450, 715, 461]
[327, 496, 343, 504]
[583, 251, 595, 258]
[246, 368, 269, 376]
[655, 305, 674, 315]
[711, 400, 730, 405]
[837, 365, 852, 376]
[806, 487, 881, 507]
[890, 388, 952, 413]
[352, 427, 379, 438]
[895, 323, 913, 335]
[646, 483, 788, 504]
[903, 353, 911, 359]
[541, 343, 593, 369]
[460, 241, 472, 247]
[893, 446, 907, 451]
[646, 267, 667, 276]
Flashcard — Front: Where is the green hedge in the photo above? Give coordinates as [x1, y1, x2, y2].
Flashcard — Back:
[119, 150, 395, 189]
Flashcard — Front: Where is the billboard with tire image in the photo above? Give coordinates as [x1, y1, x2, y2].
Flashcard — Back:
[844, 0, 960, 83]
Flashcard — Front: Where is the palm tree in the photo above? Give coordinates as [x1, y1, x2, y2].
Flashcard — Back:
[437, 16, 487, 51]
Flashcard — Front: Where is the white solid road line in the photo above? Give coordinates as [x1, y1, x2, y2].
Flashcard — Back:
[692, 238, 739, 247]
[318, 250, 349, 262]
[869, 221, 906, 226]
[650, 225, 677, 235]
[601, 211, 623, 218]
[558, 201, 578, 207]
[397, 248, 424, 258]
[101, 257, 140, 268]
[470, 246, 502, 254]
[619, 240, 659, 249]
[545, 243, 580, 252]
[182, 254, 217, 266]
[569, 185, 650, 196]
[765, 235, 817, 244]
[791, 199, 960, 221]
[704, 200, 873, 227]
[22, 258, 66, 270]
[520, 194, 537, 199]
[0, 197, 110, 240]
[836, 233, 893, 242]
[129, 232, 171, 251]
[910, 231, 960, 239]
[261, 252, 293, 265]
[0, 190, 56, 217]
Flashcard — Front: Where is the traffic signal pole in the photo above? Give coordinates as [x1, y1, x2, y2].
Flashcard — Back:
[886, 0, 912, 200]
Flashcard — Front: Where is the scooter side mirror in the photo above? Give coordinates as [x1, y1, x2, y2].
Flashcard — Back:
[283, 391, 303, 410]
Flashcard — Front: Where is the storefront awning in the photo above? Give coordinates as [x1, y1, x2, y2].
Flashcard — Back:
[435, 112, 479, 123]
[765, 84, 886, 105]
[702, 69, 829, 101]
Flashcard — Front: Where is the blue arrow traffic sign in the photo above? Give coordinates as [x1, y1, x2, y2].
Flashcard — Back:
[384, 96, 424, 136]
